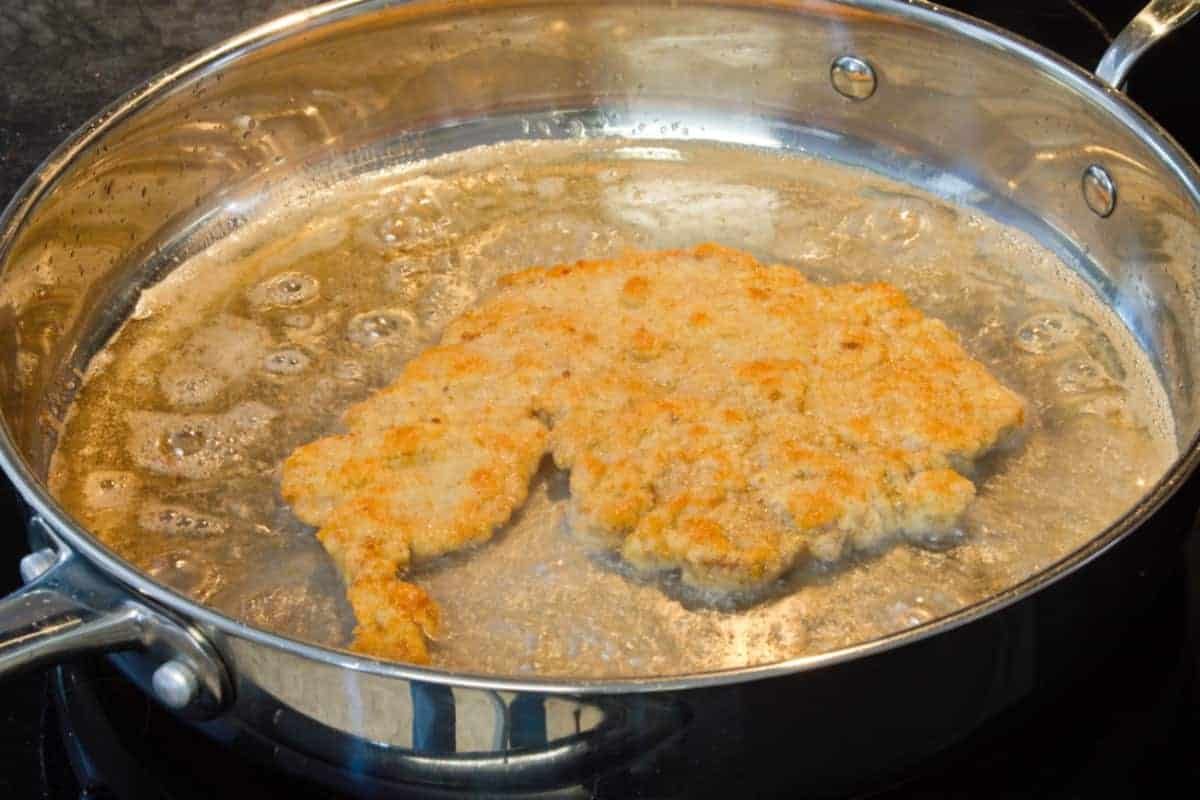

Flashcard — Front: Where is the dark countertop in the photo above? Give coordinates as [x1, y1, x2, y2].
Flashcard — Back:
[0, 0, 305, 202]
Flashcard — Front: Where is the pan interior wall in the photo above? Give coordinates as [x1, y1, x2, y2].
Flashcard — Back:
[45, 130, 1176, 679]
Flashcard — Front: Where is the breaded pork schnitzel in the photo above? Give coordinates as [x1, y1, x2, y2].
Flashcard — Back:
[281, 244, 1025, 663]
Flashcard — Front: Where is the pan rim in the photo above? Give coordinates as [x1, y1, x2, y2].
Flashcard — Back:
[2, 0, 1200, 695]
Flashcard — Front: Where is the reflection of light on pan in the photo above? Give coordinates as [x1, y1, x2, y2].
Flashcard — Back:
[411, 682, 455, 753]
[611, 146, 685, 161]
[1030, 144, 1151, 171]
[341, 670, 369, 775]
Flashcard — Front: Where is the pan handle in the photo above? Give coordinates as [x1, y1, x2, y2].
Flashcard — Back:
[0, 519, 231, 718]
[1095, 0, 1200, 89]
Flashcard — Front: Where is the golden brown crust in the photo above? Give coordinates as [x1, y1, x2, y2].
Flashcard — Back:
[281, 244, 1025, 662]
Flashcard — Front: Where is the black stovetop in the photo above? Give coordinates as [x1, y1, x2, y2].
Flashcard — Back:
[2, 1, 1200, 797]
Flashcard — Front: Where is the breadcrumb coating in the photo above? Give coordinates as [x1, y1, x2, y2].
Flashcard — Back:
[281, 244, 1024, 662]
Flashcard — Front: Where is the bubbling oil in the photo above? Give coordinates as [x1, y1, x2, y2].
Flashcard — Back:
[49, 139, 1176, 678]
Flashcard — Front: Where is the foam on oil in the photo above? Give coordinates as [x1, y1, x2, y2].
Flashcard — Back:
[49, 139, 1176, 678]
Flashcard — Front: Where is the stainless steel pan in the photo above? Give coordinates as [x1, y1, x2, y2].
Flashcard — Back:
[2, 1, 1199, 795]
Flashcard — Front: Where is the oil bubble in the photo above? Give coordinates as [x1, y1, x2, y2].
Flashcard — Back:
[1015, 313, 1077, 354]
[82, 470, 140, 511]
[159, 368, 222, 406]
[1056, 357, 1110, 394]
[377, 220, 399, 244]
[128, 402, 279, 479]
[906, 526, 966, 551]
[163, 427, 205, 458]
[139, 504, 229, 538]
[248, 271, 320, 308]
[263, 348, 310, 375]
[347, 309, 416, 347]
[357, 178, 462, 253]
[375, 214, 454, 250]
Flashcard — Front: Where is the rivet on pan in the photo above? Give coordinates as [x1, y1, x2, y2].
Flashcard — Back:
[152, 660, 200, 710]
[1082, 164, 1117, 218]
[830, 55, 877, 100]
[18, 548, 58, 582]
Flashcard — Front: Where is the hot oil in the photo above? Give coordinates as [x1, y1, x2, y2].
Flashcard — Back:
[49, 139, 1176, 678]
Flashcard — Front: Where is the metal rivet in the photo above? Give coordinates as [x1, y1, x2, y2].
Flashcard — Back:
[152, 660, 199, 710]
[19, 548, 58, 582]
[1082, 164, 1117, 218]
[830, 55, 877, 100]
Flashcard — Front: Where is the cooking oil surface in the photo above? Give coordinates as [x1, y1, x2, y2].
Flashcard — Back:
[49, 139, 1175, 678]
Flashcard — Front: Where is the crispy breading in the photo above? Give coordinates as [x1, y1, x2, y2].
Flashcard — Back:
[281, 244, 1025, 662]
[282, 419, 547, 662]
